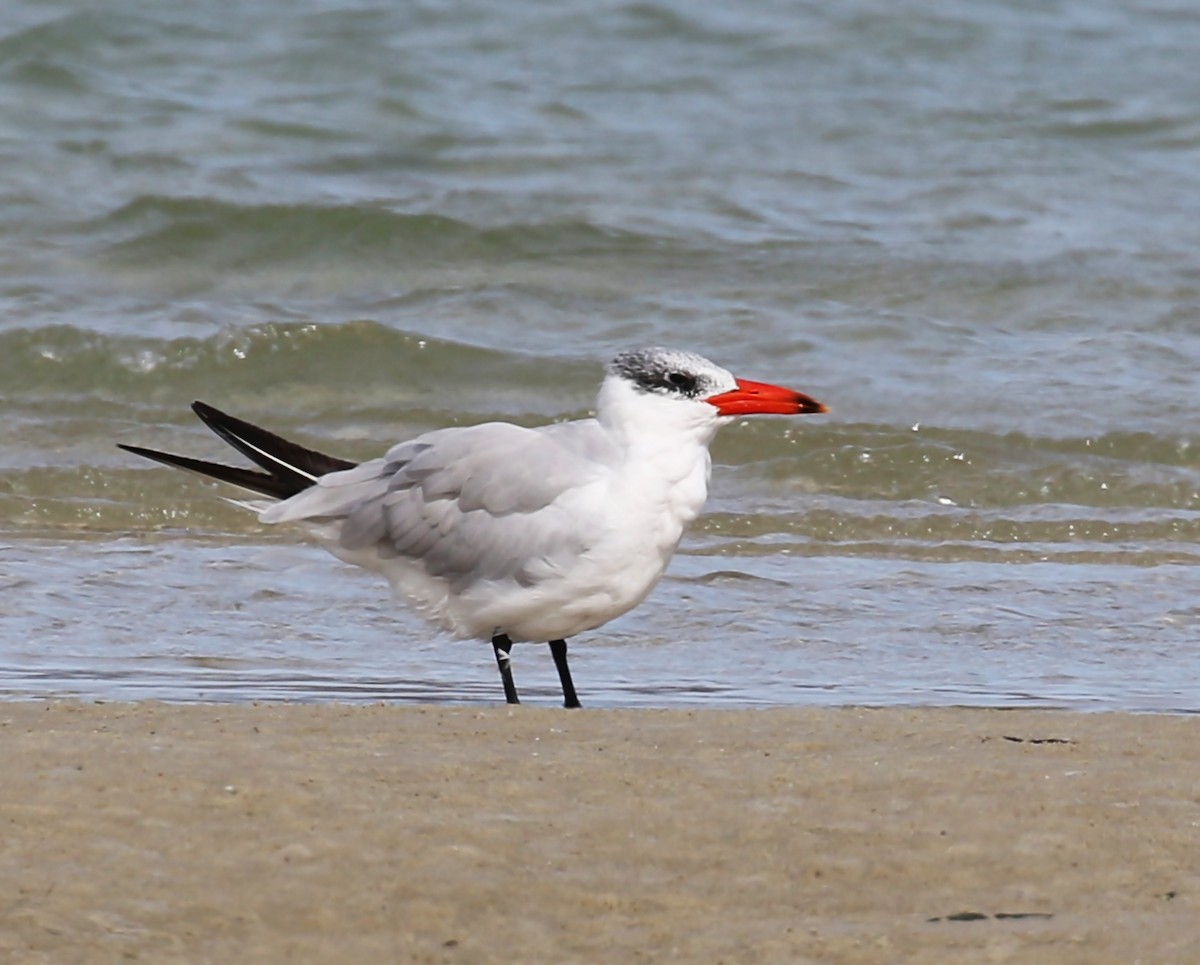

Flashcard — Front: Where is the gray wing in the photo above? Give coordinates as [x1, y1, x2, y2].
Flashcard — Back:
[260, 421, 615, 589]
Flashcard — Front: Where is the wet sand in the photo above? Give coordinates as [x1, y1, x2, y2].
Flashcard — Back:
[1, 702, 1197, 963]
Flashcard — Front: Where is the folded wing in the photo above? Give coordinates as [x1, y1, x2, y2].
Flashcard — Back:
[261, 421, 614, 592]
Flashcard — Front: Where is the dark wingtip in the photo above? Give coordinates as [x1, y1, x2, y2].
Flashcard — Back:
[191, 400, 224, 426]
[117, 442, 151, 458]
[120, 402, 358, 501]
[117, 440, 296, 499]
[193, 401, 359, 480]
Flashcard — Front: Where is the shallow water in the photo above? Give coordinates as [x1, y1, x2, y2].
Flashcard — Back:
[3, 0, 1200, 708]
[3, 537, 1199, 710]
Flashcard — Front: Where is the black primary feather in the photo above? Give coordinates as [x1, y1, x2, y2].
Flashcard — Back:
[190, 401, 356, 482]
[118, 402, 358, 500]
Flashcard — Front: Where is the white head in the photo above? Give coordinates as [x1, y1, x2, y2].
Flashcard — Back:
[597, 347, 827, 445]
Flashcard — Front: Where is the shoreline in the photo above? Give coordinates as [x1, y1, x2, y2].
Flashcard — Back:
[1, 702, 1197, 962]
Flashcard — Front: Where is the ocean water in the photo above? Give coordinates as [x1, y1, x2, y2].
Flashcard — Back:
[3, 0, 1200, 709]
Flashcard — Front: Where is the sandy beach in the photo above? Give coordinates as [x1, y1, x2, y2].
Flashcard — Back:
[0, 702, 1197, 963]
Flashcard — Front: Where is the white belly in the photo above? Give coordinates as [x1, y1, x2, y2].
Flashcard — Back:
[309, 435, 713, 644]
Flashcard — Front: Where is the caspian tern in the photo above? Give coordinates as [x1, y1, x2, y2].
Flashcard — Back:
[119, 347, 827, 707]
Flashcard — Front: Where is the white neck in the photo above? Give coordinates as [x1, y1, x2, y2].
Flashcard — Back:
[593, 375, 722, 540]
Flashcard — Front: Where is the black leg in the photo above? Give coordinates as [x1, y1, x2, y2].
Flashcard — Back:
[492, 633, 520, 705]
[549, 639, 582, 709]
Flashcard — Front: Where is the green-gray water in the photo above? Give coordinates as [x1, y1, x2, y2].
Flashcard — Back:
[3, 0, 1200, 708]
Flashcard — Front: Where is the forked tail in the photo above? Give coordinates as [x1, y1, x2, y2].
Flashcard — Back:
[118, 401, 358, 500]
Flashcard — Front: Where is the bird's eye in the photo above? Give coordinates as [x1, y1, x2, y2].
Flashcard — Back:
[666, 371, 696, 393]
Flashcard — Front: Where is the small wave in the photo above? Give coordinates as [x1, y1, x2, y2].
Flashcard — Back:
[89, 195, 663, 273]
[716, 421, 1200, 511]
[0, 320, 589, 415]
